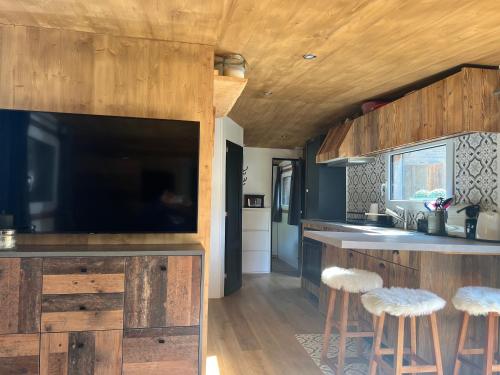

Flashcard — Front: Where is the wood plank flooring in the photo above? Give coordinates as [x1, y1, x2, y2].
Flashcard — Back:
[208, 273, 324, 375]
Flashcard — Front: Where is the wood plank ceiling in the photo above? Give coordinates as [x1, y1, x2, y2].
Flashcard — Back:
[2, 0, 500, 148]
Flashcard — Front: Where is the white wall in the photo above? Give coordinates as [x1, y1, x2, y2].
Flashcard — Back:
[209, 117, 244, 299]
[243, 147, 302, 208]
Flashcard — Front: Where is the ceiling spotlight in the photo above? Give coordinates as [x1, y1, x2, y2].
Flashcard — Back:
[303, 53, 317, 60]
[263, 91, 273, 96]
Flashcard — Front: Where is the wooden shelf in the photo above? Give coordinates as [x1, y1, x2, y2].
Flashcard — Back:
[213, 70, 248, 118]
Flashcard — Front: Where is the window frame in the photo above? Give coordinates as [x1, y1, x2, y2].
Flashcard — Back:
[385, 138, 455, 210]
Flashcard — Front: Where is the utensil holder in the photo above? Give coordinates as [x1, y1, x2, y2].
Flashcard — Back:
[428, 211, 445, 235]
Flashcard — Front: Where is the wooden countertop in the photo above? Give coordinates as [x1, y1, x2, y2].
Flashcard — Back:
[304, 228, 500, 255]
[0, 243, 204, 257]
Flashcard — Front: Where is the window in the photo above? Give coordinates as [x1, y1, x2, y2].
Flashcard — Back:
[389, 144, 450, 202]
[281, 174, 291, 209]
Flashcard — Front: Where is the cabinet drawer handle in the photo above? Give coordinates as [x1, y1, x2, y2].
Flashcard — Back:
[379, 263, 385, 269]
[158, 338, 165, 344]
[392, 250, 400, 256]
[80, 267, 88, 273]
[160, 265, 167, 271]
[79, 305, 87, 311]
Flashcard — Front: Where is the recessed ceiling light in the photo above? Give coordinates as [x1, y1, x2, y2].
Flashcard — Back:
[263, 91, 273, 96]
[303, 53, 317, 60]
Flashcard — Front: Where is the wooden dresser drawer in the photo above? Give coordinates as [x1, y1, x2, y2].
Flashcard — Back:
[124, 256, 201, 329]
[0, 258, 42, 334]
[123, 327, 198, 375]
[41, 258, 125, 332]
[40, 330, 122, 375]
[0, 334, 39, 375]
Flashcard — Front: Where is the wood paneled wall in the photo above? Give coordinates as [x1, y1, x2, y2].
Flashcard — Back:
[0, 24, 214, 247]
[0, 24, 214, 374]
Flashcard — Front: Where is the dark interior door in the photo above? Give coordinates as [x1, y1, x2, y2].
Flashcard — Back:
[224, 141, 243, 296]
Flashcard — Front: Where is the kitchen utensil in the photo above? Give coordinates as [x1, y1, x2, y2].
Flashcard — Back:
[441, 197, 453, 210]
[0, 229, 16, 250]
[476, 211, 500, 241]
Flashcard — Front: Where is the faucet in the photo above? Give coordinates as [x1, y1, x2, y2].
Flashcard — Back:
[385, 206, 409, 230]
[395, 206, 408, 231]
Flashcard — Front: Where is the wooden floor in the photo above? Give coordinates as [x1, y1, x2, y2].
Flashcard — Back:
[207, 272, 324, 375]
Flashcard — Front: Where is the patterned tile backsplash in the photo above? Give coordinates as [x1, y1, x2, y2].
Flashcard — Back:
[346, 133, 498, 229]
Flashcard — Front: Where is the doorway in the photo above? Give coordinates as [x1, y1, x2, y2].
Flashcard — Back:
[270, 158, 302, 277]
[224, 140, 243, 296]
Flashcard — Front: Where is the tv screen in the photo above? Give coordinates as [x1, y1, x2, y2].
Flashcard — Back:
[0, 109, 199, 233]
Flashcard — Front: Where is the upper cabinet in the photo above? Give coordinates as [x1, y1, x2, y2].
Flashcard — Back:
[319, 67, 500, 161]
[213, 70, 248, 117]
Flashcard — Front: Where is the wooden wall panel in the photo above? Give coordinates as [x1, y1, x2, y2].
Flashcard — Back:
[124, 256, 201, 329]
[0, 24, 215, 248]
[0, 258, 41, 334]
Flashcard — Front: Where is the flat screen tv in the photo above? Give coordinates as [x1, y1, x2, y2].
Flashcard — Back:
[0, 109, 199, 233]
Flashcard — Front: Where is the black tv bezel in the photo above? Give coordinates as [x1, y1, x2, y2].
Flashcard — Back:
[1, 107, 201, 235]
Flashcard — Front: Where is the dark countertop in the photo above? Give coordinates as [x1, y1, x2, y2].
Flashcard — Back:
[0, 243, 204, 257]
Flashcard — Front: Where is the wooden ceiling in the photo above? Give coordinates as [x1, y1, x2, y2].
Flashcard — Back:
[3, 1, 500, 148]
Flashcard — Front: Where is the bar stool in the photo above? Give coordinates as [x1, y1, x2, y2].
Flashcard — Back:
[452, 286, 500, 375]
[321, 267, 383, 375]
[361, 287, 446, 375]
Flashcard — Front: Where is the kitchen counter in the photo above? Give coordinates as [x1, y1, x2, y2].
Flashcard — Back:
[302, 223, 500, 374]
[304, 227, 500, 255]
[0, 243, 204, 257]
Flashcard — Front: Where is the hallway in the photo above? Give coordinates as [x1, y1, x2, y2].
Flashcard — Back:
[207, 273, 324, 375]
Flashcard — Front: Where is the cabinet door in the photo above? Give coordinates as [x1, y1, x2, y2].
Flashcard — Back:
[0, 258, 41, 334]
[123, 327, 198, 375]
[40, 330, 122, 375]
[0, 334, 39, 374]
[302, 238, 322, 286]
[41, 257, 125, 332]
[124, 256, 201, 329]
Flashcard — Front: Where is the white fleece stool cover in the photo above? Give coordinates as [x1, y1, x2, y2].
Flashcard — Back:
[452, 286, 500, 316]
[321, 267, 383, 293]
[361, 287, 446, 317]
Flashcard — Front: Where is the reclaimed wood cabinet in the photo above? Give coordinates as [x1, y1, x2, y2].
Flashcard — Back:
[319, 67, 500, 161]
[0, 251, 203, 375]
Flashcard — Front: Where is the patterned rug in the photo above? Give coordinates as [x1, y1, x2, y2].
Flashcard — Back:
[295, 333, 369, 375]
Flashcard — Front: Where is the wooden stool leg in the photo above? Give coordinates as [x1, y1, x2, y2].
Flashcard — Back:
[484, 312, 496, 375]
[321, 288, 337, 362]
[369, 313, 385, 375]
[395, 316, 406, 375]
[453, 312, 470, 375]
[410, 316, 417, 375]
[494, 314, 499, 361]
[337, 290, 349, 375]
[429, 313, 444, 375]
